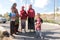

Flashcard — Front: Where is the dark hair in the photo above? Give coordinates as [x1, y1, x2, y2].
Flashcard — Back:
[12, 3, 17, 8]
[13, 3, 17, 6]
[37, 13, 40, 16]
[30, 4, 32, 6]
[11, 3, 17, 12]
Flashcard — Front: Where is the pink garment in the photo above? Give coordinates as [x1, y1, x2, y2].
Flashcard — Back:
[35, 17, 41, 30]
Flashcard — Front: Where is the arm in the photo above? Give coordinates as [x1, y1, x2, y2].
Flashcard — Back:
[41, 18, 43, 23]
[20, 11, 22, 17]
[16, 9, 19, 17]
[33, 10, 35, 17]
[9, 13, 11, 17]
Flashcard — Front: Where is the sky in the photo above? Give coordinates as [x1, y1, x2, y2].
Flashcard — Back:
[0, 0, 60, 15]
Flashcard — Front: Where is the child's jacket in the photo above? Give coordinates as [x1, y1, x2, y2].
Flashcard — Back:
[35, 17, 43, 30]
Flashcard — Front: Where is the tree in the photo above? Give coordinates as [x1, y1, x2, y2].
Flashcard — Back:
[3, 12, 10, 21]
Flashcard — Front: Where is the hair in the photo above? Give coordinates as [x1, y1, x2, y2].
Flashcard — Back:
[11, 3, 17, 8]
[13, 3, 17, 6]
[11, 3, 17, 13]
[29, 4, 32, 9]
[37, 13, 40, 17]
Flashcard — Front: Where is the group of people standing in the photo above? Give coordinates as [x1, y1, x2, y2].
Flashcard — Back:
[9, 3, 35, 37]
[20, 4, 35, 32]
[9, 3, 43, 38]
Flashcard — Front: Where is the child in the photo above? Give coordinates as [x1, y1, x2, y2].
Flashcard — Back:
[35, 13, 43, 38]
[20, 6, 27, 33]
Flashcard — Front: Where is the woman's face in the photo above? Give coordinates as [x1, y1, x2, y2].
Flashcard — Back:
[14, 5, 16, 8]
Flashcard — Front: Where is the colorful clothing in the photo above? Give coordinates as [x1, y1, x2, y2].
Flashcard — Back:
[27, 8, 35, 30]
[9, 13, 16, 21]
[15, 9, 19, 25]
[21, 20, 26, 29]
[27, 9, 35, 18]
[35, 17, 43, 30]
[9, 12, 16, 35]
[20, 10, 27, 29]
[35, 17, 43, 38]
[15, 10, 19, 32]
[20, 10, 27, 20]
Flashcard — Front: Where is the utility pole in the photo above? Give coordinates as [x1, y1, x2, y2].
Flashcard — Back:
[54, 0, 56, 20]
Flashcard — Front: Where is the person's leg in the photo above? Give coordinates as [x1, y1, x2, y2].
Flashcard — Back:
[10, 21, 15, 35]
[32, 18, 35, 32]
[15, 24, 19, 32]
[10, 21, 15, 38]
[10, 21, 12, 35]
[30, 18, 35, 32]
[14, 25, 17, 34]
[13, 21, 16, 34]
[39, 30, 42, 38]
[21, 20, 26, 33]
[35, 30, 39, 38]
[24, 20, 26, 32]
[21, 20, 22, 32]
[17, 24, 19, 32]
[28, 18, 31, 32]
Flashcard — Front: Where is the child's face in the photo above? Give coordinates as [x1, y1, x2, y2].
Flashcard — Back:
[37, 14, 40, 18]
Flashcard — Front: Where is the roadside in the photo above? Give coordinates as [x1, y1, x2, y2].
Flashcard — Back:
[0, 22, 60, 40]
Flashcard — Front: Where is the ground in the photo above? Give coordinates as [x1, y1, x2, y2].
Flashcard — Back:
[0, 21, 60, 40]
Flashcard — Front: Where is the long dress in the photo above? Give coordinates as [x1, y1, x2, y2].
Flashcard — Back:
[14, 9, 19, 32]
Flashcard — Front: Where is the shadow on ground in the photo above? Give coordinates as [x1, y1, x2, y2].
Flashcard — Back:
[42, 31, 60, 39]
[14, 32, 48, 40]
[13, 31, 60, 40]
[1, 25, 60, 40]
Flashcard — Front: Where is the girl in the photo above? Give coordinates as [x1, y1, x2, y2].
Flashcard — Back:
[35, 13, 43, 38]
[9, 4, 16, 37]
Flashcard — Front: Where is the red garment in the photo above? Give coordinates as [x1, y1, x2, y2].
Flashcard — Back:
[27, 9, 35, 18]
[20, 10, 27, 20]
[35, 17, 42, 30]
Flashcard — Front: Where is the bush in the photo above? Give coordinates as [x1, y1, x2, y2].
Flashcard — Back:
[43, 19, 60, 25]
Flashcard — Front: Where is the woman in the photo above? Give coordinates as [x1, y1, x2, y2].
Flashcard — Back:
[10, 3, 19, 36]
[13, 3, 19, 34]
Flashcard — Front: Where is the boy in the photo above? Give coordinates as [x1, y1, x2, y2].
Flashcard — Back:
[20, 6, 27, 33]
[35, 13, 43, 38]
